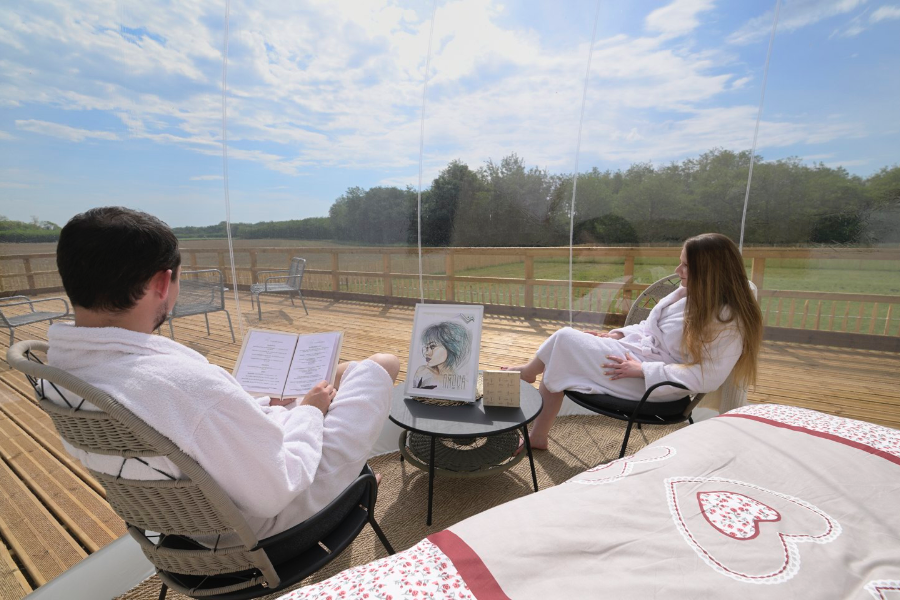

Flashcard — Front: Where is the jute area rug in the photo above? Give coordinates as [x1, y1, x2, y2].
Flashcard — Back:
[117, 415, 685, 600]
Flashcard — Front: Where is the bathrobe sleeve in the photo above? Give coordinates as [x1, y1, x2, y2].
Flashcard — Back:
[640, 324, 743, 397]
[191, 393, 325, 519]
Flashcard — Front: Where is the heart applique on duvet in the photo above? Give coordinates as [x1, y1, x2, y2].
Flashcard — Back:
[667, 477, 841, 584]
[697, 491, 781, 540]
[866, 580, 900, 600]
[569, 445, 675, 486]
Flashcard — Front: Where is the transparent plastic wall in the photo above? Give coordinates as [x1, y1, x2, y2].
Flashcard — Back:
[3, 1, 898, 370]
[747, 3, 900, 337]
[0, 2, 238, 343]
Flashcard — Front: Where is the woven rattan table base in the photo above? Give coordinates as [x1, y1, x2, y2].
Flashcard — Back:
[400, 430, 523, 477]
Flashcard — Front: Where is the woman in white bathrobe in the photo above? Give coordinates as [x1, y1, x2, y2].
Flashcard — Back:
[505, 233, 763, 452]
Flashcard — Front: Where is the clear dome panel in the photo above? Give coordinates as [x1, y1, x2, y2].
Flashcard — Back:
[744, 2, 900, 338]
[0, 1, 233, 331]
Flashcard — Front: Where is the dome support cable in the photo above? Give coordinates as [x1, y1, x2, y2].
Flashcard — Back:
[568, 0, 602, 324]
[416, 0, 438, 305]
[220, 0, 245, 340]
[739, 0, 781, 253]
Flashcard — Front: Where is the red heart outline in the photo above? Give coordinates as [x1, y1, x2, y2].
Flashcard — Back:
[570, 445, 675, 486]
[666, 476, 842, 584]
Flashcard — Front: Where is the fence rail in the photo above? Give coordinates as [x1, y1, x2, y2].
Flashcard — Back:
[3, 246, 899, 341]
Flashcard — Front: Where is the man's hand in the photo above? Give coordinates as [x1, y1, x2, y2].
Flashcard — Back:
[584, 330, 624, 340]
[300, 381, 336, 416]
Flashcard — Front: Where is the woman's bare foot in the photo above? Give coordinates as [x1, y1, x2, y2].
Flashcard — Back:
[513, 434, 549, 457]
[501, 364, 537, 384]
[375, 473, 382, 486]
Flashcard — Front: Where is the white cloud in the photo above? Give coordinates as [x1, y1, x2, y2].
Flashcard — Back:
[0, 130, 15, 140]
[870, 4, 900, 20]
[15, 119, 120, 142]
[0, 0, 879, 190]
[190, 175, 223, 181]
[729, 0, 867, 44]
[645, 0, 716, 38]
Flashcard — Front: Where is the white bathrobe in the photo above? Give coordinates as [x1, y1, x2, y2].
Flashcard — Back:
[45, 323, 392, 541]
[537, 286, 743, 402]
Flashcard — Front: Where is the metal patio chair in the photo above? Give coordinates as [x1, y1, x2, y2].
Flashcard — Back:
[0, 295, 71, 344]
[250, 257, 308, 320]
[7, 340, 395, 600]
[565, 274, 706, 459]
[168, 269, 235, 343]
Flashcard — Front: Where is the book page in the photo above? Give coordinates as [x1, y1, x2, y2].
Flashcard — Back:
[282, 331, 343, 398]
[233, 330, 299, 397]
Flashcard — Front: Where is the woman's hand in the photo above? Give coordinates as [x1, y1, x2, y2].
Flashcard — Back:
[602, 353, 643, 380]
[584, 330, 624, 339]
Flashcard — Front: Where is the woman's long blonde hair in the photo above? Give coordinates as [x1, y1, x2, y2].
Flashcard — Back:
[681, 233, 763, 388]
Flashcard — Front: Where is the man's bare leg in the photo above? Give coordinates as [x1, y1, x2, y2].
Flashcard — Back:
[500, 356, 545, 384]
[334, 353, 400, 390]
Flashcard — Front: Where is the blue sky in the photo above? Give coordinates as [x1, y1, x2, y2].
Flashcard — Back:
[1, 0, 898, 227]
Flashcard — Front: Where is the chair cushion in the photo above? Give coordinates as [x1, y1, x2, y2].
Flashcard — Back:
[566, 390, 691, 419]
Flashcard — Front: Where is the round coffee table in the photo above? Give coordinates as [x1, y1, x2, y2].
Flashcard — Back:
[389, 380, 542, 525]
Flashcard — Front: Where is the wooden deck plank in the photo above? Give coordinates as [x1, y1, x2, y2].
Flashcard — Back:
[0, 540, 31, 600]
[0, 455, 87, 586]
[0, 411, 124, 553]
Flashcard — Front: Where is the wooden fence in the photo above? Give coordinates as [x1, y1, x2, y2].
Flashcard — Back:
[3, 246, 899, 345]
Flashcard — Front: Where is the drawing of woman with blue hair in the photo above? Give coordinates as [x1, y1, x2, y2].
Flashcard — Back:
[413, 321, 471, 390]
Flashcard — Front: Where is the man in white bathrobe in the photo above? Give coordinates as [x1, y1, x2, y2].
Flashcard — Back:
[47, 206, 399, 556]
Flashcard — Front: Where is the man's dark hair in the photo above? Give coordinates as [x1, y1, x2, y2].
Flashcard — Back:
[57, 207, 181, 311]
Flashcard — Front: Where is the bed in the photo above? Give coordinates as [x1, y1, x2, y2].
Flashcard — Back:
[279, 404, 900, 599]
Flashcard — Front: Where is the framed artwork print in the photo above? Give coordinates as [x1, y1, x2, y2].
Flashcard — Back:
[405, 303, 484, 402]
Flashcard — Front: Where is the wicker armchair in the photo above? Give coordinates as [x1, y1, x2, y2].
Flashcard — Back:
[250, 257, 308, 320]
[168, 269, 235, 343]
[7, 340, 394, 600]
[0, 295, 70, 344]
[565, 274, 706, 459]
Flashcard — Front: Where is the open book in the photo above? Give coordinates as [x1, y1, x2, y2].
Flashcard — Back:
[233, 328, 344, 403]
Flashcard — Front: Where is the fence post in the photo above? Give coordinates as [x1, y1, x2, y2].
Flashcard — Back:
[524, 254, 534, 308]
[216, 250, 228, 285]
[622, 255, 635, 312]
[23, 257, 36, 290]
[383, 252, 393, 298]
[249, 249, 258, 285]
[751, 257, 766, 290]
[445, 251, 455, 302]
[331, 252, 340, 292]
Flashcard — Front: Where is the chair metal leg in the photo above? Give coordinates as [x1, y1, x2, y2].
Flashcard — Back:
[8, 329, 13, 345]
[224, 310, 236, 343]
[369, 517, 395, 555]
[158, 583, 168, 600]
[289, 293, 295, 307]
[619, 419, 636, 459]
[299, 291, 309, 315]
[204, 313, 210, 335]
[168, 318, 175, 340]
[258, 294, 263, 320]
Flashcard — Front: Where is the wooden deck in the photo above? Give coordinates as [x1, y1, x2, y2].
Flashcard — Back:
[1, 292, 899, 598]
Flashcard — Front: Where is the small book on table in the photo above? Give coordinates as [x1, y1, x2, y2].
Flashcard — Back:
[233, 328, 344, 403]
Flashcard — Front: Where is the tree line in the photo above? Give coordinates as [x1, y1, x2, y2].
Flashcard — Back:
[8, 148, 899, 245]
